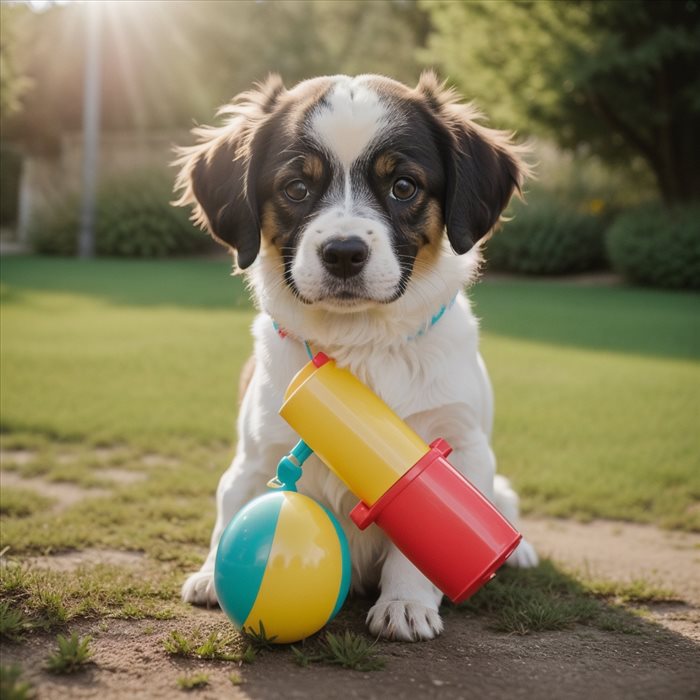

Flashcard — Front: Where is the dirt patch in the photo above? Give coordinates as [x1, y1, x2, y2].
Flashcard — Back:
[0, 471, 111, 511]
[24, 549, 145, 572]
[55, 447, 127, 465]
[140, 453, 181, 468]
[522, 517, 700, 644]
[98, 468, 147, 486]
[3, 603, 699, 700]
[0, 448, 36, 466]
[4, 519, 699, 700]
[522, 517, 700, 604]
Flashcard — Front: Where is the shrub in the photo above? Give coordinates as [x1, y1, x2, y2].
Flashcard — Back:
[606, 204, 700, 290]
[484, 194, 607, 275]
[31, 171, 207, 257]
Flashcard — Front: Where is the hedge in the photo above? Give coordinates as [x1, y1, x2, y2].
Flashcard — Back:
[31, 170, 206, 257]
[606, 203, 700, 290]
[484, 194, 606, 275]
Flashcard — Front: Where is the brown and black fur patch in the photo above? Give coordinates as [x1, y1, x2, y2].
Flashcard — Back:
[260, 201, 285, 251]
[414, 199, 446, 267]
[374, 153, 398, 180]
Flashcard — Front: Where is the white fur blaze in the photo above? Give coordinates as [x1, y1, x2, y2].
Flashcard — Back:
[311, 77, 387, 170]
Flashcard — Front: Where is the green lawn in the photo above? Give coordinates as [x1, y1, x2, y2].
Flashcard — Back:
[471, 280, 700, 529]
[0, 257, 251, 448]
[1, 256, 699, 536]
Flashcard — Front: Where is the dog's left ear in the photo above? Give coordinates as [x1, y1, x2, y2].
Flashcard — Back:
[416, 71, 528, 255]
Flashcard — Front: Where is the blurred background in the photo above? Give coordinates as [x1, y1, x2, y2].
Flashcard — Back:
[0, 0, 698, 282]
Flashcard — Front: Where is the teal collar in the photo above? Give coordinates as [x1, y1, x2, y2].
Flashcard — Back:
[272, 293, 458, 356]
[406, 294, 458, 341]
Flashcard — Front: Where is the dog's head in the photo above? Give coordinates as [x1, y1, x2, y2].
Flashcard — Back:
[175, 72, 525, 312]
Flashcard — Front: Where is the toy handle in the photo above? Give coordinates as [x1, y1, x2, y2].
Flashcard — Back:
[267, 440, 313, 491]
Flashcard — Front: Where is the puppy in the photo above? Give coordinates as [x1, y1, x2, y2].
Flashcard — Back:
[174, 72, 538, 642]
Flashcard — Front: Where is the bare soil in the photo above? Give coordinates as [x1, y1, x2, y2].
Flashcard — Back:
[0, 471, 111, 511]
[3, 518, 699, 700]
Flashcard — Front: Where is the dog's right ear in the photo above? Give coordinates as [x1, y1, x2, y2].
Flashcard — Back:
[173, 75, 286, 269]
[415, 71, 529, 255]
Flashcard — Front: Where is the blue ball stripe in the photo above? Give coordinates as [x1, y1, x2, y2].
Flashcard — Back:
[214, 494, 283, 627]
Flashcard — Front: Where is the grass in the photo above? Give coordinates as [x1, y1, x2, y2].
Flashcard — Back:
[163, 628, 255, 663]
[0, 562, 180, 633]
[243, 620, 278, 649]
[0, 257, 251, 450]
[0, 601, 29, 641]
[45, 632, 93, 674]
[177, 673, 210, 691]
[0, 445, 223, 563]
[229, 671, 244, 685]
[452, 560, 669, 635]
[471, 278, 700, 361]
[583, 578, 681, 604]
[291, 631, 385, 671]
[471, 279, 700, 531]
[0, 488, 54, 518]
[0, 664, 33, 700]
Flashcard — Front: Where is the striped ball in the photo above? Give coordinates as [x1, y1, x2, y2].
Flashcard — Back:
[214, 490, 351, 644]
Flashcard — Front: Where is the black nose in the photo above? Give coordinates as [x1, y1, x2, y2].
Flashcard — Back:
[320, 237, 369, 279]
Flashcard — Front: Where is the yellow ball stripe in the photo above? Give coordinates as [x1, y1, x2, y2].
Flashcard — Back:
[243, 492, 342, 643]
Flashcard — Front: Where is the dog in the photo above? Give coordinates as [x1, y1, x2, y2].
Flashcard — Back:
[174, 71, 538, 642]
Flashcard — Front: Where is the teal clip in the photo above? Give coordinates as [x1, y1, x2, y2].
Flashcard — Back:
[267, 440, 313, 491]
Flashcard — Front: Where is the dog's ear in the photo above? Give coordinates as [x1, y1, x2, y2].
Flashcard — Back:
[416, 71, 528, 255]
[173, 75, 286, 269]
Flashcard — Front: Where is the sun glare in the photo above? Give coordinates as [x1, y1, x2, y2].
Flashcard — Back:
[12, 0, 216, 130]
[22, 0, 71, 12]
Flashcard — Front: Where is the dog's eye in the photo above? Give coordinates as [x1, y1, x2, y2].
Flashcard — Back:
[284, 180, 309, 202]
[391, 177, 417, 202]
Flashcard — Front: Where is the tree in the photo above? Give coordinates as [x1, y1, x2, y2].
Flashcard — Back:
[1, 0, 429, 152]
[422, 0, 700, 204]
[0, 4, 32, 117]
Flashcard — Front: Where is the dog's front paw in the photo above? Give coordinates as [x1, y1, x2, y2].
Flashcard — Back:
[367, 599, 443, 642]
[182, 570, 218, 606]
[506, 537, 539, 568]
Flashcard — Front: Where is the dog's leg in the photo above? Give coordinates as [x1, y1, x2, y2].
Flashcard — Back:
[181, 445, 271, 606]
[367, 545, 444, 642]
[448, 437, 538, 569]
[448, 437, 539, 570]
[366, 436, 496, 641]
[493, 472, 539, 568]
[365, 420, 485, 642]
[366, 410, 539, 640]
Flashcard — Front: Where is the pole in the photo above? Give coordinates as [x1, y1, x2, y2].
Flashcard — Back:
[78, 2, 101, 259]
